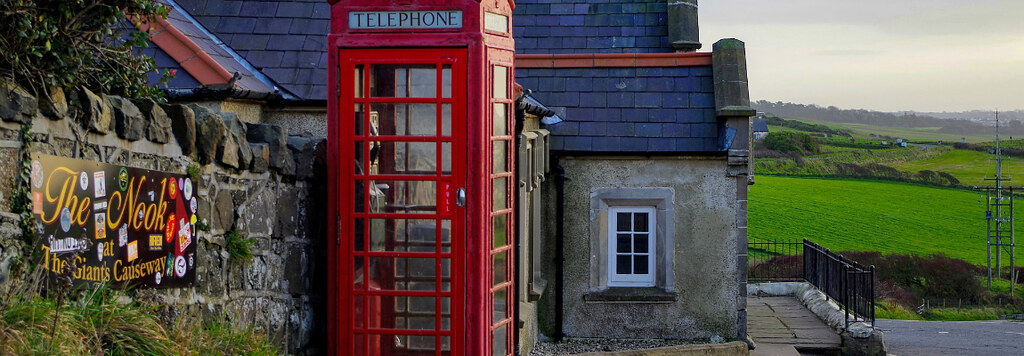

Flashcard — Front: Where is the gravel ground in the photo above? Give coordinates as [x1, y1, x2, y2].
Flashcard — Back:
[528, 338, 704, 355]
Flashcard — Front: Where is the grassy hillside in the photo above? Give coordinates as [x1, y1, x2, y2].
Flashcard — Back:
[784, 117, 994, 143]
[890, 149, 1024, 187]
[749, 176, 1024, 265]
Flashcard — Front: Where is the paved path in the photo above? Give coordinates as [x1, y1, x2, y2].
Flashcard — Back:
[878, 318, 1024, 356]
[747, 296, 841, 356]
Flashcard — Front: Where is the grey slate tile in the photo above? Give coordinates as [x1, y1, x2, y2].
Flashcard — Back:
[217, 18, 257, 33]
[276, 3, 314, 18]
[239, 1, 278, 17]
[564, 136, 594, 151]
[636, 123, 662, 138]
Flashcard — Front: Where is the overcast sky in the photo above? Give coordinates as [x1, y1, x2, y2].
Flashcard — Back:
[698, 0, 1024, 112]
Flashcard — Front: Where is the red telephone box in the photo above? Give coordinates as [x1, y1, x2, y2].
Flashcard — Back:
[326, 1, 516, 355]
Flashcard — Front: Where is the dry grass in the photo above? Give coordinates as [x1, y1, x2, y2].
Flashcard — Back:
[0, 286, 278, 355]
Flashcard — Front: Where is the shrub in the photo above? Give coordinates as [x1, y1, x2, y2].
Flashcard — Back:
[762, 132, 819, 154]
[0, 0, 172, 98]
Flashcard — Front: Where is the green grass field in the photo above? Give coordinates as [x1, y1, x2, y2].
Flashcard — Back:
[890, 149, 1024, 187]
[784, 117, 994, 143]
[749, 176, 1024, 265]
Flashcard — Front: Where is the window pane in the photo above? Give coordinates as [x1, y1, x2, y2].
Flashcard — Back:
[616, 255, 631, 274]
[377, 141, 437, 174]
[371, 103, 437, 137]
[616, 212, 631, 232]
[493, 66, 508, 99]
[634, 212, 649, 232]
[634, 255, 649, 275]
[492, 251, 507, 286]
[492, 324, 508, 356]
[354, 180, 366, 213]
[441, 219, 452, 253]
[354, 65, 364, 97]
[616, 234, 631, 253]
[374, 180, 436, 214]
[492, 141, 507, 173]
[354, 105, 364, 135]
[355, 142, 365, 174]
[369, 219, 437, 252]
[371, 65, 437, 98]
[493, 103, 508, 136]
[493, 288, 507, 322]
[493, 215, 507, 249]
[441, 142, 452, 175]
[353, 219, 365, 251]
[634, 234, 649, 253]
[442, 103, 452, 136]
[368, 257, 437, 291]
[442, 65, 452, 98]
[492, 178, 507, 211]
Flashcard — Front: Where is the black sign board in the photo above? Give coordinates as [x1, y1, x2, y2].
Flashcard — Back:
[30, 154, 198, 288]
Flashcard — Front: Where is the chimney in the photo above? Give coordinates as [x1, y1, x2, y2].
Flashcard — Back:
[667, 0, 701, 52]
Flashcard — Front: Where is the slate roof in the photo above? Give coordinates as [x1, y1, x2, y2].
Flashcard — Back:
[140, 39, 200, 89]
[517, 66, 720, 153]
[172, 0, 330, 100]
[753, 118, 769, 132]
[513, 0, 673, 54]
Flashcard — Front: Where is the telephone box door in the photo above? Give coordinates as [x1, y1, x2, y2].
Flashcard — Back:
[339, 48, 467, 355]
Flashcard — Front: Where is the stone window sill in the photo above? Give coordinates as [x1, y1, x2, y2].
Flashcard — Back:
[583, 287, 677, 304]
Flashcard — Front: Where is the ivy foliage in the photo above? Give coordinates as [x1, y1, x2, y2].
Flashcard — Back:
[0, 0, 172, 98]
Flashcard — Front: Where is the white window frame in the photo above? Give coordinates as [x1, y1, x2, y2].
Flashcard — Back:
[607, 206, 657, 287]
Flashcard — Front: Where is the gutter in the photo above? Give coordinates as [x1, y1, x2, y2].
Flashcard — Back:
[553, 156, 566, 342]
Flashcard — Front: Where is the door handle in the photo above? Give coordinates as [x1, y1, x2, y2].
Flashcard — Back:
[456, 188, 467, 207]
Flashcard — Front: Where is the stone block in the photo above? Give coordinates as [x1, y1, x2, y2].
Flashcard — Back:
[213, 189, 235, 232]
[162, 103, 196, 156]
[190, 104, 225, 165]
[108, 96, 146, 141]
[39, 86, 68, 120]
[78, 87, 111, 134]
[250, 143, 270, 173]
[0, 80, 36, 124]
[287, 136, 322, 180]
[133, 98, 173, 143]
[841, 327, 887, 356]
[247, 123, 295, 175]
[241, 184, 275, 236]
[198, 241, 225, 297]
[217, 113, 252, 169]
[275, 185, 299, 238]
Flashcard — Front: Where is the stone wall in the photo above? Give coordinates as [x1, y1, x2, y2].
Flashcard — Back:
[0, 81, 327, 354]
[542, 156, 740, 341]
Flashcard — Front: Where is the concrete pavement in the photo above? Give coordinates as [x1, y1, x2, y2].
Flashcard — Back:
[747, 296, 842, 356]
[878, 318, 1024, 356]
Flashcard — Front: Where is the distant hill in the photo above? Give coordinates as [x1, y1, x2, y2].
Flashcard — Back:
[912, 110, 1024, 123]
[752, 101, 1024, 136]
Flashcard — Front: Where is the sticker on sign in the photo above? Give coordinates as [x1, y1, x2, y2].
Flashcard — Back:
[349, 11, 462, 29]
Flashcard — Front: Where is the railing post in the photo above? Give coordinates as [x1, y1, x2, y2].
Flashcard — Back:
[844, 264, 850, 330]
[870, 265, 876, 328]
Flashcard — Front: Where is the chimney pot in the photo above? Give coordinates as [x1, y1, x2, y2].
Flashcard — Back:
[667, 0, 701, 52]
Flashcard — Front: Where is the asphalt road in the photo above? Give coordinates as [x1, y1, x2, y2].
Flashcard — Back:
[877, 319, 1024, 356]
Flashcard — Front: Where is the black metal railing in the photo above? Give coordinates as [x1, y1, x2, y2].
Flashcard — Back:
[747, 239, 876, 328]
[748, 240, 804, 282]
[803, 239, 875, 328]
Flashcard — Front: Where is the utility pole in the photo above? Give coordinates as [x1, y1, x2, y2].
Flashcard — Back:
[982, 111, 1016, 293]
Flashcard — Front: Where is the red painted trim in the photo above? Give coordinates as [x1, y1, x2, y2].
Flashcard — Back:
[516, 52, 713, 68]
[135, 15, 234, 85]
